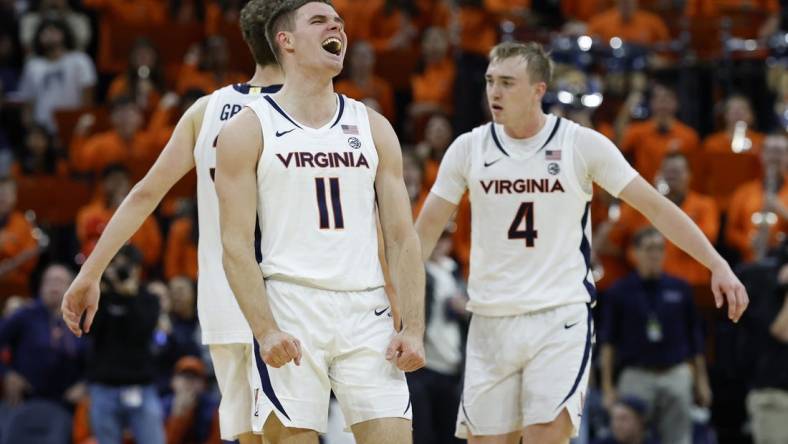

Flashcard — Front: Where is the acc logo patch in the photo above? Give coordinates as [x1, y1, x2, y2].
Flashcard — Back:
[548, 162, 560, 175]
[348, 137, 361, 149]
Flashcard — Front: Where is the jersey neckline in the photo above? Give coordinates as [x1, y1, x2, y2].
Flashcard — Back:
[263, 93, 345, 134]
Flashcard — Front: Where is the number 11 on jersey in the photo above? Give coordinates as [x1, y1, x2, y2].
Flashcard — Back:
[509, 202, 538, 247]
[315, 177, 344, 230]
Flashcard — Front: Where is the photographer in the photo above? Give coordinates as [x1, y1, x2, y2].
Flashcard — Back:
[85, 245, 165, 444]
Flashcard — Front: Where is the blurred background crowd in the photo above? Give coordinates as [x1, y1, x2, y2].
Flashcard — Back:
[0, 0, 787, 443]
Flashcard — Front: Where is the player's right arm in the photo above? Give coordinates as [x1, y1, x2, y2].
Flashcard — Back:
[62, 96, 209, 337]
[415, 133, 469, 260]
[215, 108, 300, 368]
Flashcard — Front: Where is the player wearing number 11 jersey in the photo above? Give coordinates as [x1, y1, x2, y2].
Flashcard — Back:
[416, 41, 749, 444]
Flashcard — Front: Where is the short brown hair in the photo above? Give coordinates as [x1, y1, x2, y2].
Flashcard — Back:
[265, 0, 334, 62]
[489, 41, 553, 85]
[240, 0, 283, 67]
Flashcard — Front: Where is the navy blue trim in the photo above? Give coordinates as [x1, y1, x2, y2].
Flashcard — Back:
[403, 398, 411, 415]
[254, 214, 262, 264]
[264, 96, 303, 129]
[253, 342, 292, 421]
[579, 202, 597, 305]
[262, 84, 283, 94]
[489, 123, 510, 157]
[233, 83, 283, 94]
[557, 303, 593, 409]
[461, 396, 476, 430]
[329, 94, 345, 128]
[537, 117, 562, 152]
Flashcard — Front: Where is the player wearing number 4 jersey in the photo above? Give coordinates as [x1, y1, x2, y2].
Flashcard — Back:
[215, 1, 425, 444]
[415, 41, 749, 444]
[61, 2, 287, 443]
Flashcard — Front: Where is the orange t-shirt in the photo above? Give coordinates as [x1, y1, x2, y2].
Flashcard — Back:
[335, 77, 396, 122]
[106, 76, 162, 111]
[368, 6, 410, 52]
[484, 0, 531, 14]
[620, 119, 700, 183]
[76, 201, 162, 267]
[165, 218, 198, 281]
[411, 58, 456, 113]
[561, 0, 610, 21]
[176, 64, 247, 96]
[702, 129, 765, 155]
[458, 6, 498, 56]
[587, 9, 670, 45]
[726, 179, 788, 262]
[333, 0, 382, 42]
[70, 130, 162, 177]
[608, 192, 719, 285]
[0, 212, 38, 297]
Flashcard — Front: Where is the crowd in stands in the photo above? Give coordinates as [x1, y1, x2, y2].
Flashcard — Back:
[0, 0, 786, 443]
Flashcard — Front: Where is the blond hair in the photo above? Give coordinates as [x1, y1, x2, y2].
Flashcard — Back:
[489, 41, 553, 85]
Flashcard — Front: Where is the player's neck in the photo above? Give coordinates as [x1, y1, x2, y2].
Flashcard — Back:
[502, 111, 547, 140]
[248, 64, 284, 87]
[276, 74, 337, 128]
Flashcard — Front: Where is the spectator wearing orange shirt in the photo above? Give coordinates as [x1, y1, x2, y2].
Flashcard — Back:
[107, 38, 164, 115]
[415, 113, 454, 193]
[0, 176, 39, 298]
[404, 150, 428, 218]
[606, 153, 719, 287]
[410, 27, 456, 119]
[176, 36, 246, 96]
[620, 82, 700, 182]
[76, 165, 162, 268]
[163, 357, 221, 444]
[165, 203, 198, 281]
[335, 41, 397, 121]
[204, 0, 243, 36]
[368, 0, 419, 52]
[726, 134, 788, 263]
[83, 0, 166, 73]
[70, 96, 161, 177]
[703, 95, 765, 156]
[587, 0, 670, 46]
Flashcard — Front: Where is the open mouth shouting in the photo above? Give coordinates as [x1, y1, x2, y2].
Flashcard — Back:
[322, 36, 342, 56]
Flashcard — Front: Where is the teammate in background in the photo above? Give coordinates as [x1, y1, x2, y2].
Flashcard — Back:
[61, 2, 285, 443]
[415, 41, 749, 444]
[215, 1, 425, 443]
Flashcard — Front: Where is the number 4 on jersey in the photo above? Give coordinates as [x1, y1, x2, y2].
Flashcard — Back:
[509, 202, 537, 247]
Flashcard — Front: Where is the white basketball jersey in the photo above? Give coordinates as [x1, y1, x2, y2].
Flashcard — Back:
[194, 83, 281, 344]
[247, 94, 384, 291]
[463, 116, 595, 316]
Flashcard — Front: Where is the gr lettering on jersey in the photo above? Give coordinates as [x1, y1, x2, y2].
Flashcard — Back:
[220, 104, 243, 121]
[276, 151, 370, 169]
[480, 178, 565, 194]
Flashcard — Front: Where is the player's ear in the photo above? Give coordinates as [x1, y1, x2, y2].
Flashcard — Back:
[534, 81, 547, 100]
[277, 31, 295, 53]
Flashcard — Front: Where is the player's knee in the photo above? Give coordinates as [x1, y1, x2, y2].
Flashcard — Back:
[523, 409, 574, 444]
[262, 414, 318, 443]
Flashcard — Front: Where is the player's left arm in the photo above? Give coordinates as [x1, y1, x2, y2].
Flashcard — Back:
[369, 107, 426, 372]
[579, 126, 748, 322]
[618, 177, 748, 322]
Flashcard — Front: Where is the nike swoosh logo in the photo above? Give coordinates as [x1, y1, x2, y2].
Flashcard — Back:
[275, 129, 295, 137]
[374, 306, 389, 316]
[564, 321, 579, 329]
[484, 158, 503, 167]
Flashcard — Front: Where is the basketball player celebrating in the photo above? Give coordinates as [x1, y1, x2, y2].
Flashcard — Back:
[415, 42, 749, 444]
[61, 2, 286, 443]
[215, 1, 425, 443]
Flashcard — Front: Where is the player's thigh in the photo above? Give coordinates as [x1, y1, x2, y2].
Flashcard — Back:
[351, 417, 412, 444]
[466, 431, 521, 444]
[457, 315, 525, 439]
[522, 408, 573, 444]
[521, 303, 592, 438]
[262, 412, 320, 444]
[210, 343, 257, 440]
